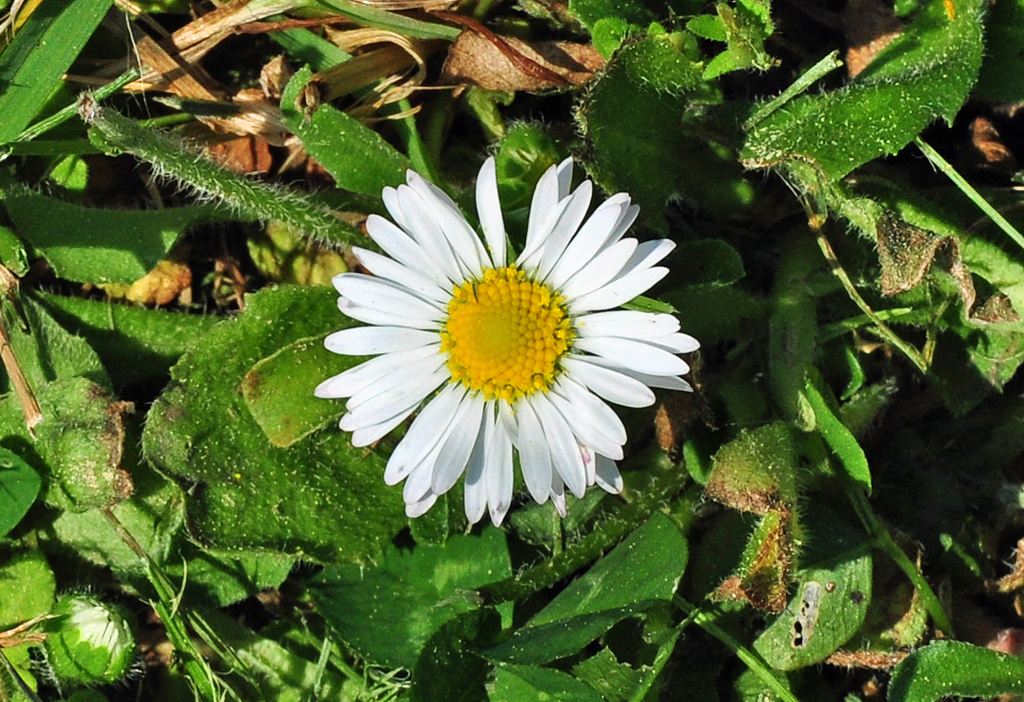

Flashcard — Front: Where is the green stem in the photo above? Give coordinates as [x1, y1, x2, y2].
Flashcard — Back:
[914, 137, 1024, 254]
[674, 598, 802, 702]
[848, 490, 955, 636]
[391, 98, 440, 183]
[16, 68, 140, 143]
[76, 93, 360, 247]
[627, 614, 691, 702]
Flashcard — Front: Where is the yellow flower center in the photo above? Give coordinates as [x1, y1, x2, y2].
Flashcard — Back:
[440, 266, 572, 403]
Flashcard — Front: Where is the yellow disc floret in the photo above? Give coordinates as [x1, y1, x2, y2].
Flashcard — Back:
[441, 266, 572, 403]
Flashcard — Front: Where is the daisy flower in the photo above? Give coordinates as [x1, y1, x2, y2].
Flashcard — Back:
[315, 157, 699, 525]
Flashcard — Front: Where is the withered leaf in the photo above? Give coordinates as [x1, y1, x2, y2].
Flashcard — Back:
[441, 31, 604, 93]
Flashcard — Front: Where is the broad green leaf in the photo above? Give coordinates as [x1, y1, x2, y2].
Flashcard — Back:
[0, 0, 113, 145]
[242, 334, 345, 448]
[705, 422, 799, 514]
[663, 284, 766, 344]
[753, 503, 872, 670]
[486, 514, 686, 664]
[888, 640, 1024, 702]
[699, 1, 776, 80]
[142, 285, 406, 562]
[281, 67, 409, 197]
[742, 0, 984, 180]
[973, 0, 1024, 102]
[0, 376, 129, 511]
[1, 194, 234, 284]
[577, 32, 718, 232]
[490, 665, 603, 702]
[309, 527, 511, 668]
[566, 0, 654, 30]
[34, 291, 223, 388]
[2, 294, 108, 394]
[0, 447, 40, 538]
[0, 224, 29, 276]
[572, 648, 644, 702]
[0, 549, 55, 630]
[411, 609, 501, 702]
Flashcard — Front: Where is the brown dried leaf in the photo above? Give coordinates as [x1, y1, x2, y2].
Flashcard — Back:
[441, 31, 603, 92]
[877, 213, 975, 313]
[824, 649, 908, 670]
[963, 116, 1018, 177]
[107, 258, 193, 307]
[205, 134, 274, 175]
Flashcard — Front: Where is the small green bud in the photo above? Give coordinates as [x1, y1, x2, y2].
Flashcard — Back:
[43, 594, 137, 687]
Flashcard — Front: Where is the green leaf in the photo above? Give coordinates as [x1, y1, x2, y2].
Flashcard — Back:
[205, 610, 355, 702]
[577, 34, 710, 232]
[490, 665, 603, 702]
[671, 239, 746, 287]
[804, 376, 872, 495]
[973, 0, 1024, 102]
[485, 514, 686, 664]
[242, 334, 345, 448]
[411, 609, 501, 702]
[566, 0, 654, 31]
[0, 548, 55, 630]
[753, 502, 872, 670]
[741, 0, 984, 180]
[1, 194, 234, 284]
[0, 448, 40, 538]
[142, 285, 406, 562]
[0, 0, 113, 145]
[2, 294, 108, 394]
[706, 422, 800, 514]
[888, 640, 1024, 702]
[0, 224, 29, 276]
[280, 67, 409, 197]
[700, 1, 776, 80]
[572, 648, 644, 702]
[0, 377, 129, 511]
[687, 14, 727, 41]
[34, 291, 223, 388]
[309, 527, 511, 669]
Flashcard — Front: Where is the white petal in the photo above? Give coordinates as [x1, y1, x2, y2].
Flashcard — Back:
[406, 491, 439, 518]
[549, 474, 567, 517]
[314, 343, 442, 399]
[324, 326, 437, 356]
[345, 366, 447, 418]
[569, 266, 668, 314]
[335, 274, 443, 316]
[584, 356, 695, 392]
[582, 444, 597, 485]
[518, 194, 573, 270]
[607, 203, 640, 247]
[351, 247, 449, 303]
[561, 355, 656, 408]
[337, 299, 438, 330]
[384, 384, 465, 485]
[431, 394, 485, 495]
[486, 408, 514, 526]
[595, 454, 623, 493]
[476, 157, 507, 268]
[620, 239, 675, 276]
[531, 394, 586, 499]
[560, 238, 638, 301]
[576, 311, 680, 339]
[648, 332, 700, 354]
[463, 402, 495, 524]
[555, 158, 573, 198]
[536, 180, 593, 281]
[516, 400, 552, 504]
[365, 215, 450, 288]
[549, 378, 625, 459]
[574, 336, 689, 376]
[382, 186, 412, 232]
[523, 164, 563, 263]
[547, 196, 629, 290]
[348, 400, 420, 447]
[396, 184, 464, 281]
[407, 171, 488, 276]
